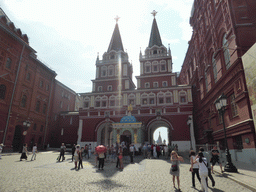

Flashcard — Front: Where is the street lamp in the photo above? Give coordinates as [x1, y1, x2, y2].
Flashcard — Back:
[214, 93, 237, 172]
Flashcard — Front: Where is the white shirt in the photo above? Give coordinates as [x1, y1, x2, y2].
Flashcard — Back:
[129, 146, 134, 152]
[32, 146, 37, 153]
[196, 157, 208, 174]
[191, 156, 199, 169]
[164, 146, 168, 153]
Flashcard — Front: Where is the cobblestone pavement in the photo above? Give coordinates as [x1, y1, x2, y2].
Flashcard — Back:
[0, 151, 253, 192]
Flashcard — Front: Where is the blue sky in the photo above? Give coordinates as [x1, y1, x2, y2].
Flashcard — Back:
[1, 0, 194, 93]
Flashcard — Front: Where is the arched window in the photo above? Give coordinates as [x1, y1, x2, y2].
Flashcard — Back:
[101, 66, 107, 77]
[5, 58, 12, 69]
[21, 95, 27, 108]
[212, 54, 217, 82]
[108, 65, 114, 76]
[179, 91, 187, 104]
[141, 93, 148, 106]
[223, 34, 231, 69]
[145, 62, 151, 73]
[160, 60, 166, 72]
[95, 96, 101, 108]
[165, 92, 173, 104]
[149, 92, 155, 105]
[152, 61, 159, 72]
[84, 96, 90, 108]
[0, 84, 6, 99]
[109, 95, 115, 107]
[35, 101, 40, 112]
[128, 94, 136, 106]
[157, 92, 165, 105]
[101, 95, 108, 108]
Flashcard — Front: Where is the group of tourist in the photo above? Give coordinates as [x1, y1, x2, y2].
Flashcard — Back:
[170, 146, 222, 192]
[141, 143, 177, 159]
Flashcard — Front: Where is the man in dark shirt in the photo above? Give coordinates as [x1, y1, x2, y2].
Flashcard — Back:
[211, 146, 223, 173]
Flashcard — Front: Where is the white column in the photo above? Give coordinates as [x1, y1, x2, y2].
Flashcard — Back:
[187, 115, 196, 151]
[77, 119, 83, 144]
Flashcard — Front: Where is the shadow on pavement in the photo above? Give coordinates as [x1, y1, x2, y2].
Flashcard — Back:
[87, 179, 127, 190]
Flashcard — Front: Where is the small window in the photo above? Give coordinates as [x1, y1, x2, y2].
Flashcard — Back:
[143, 98, 147, 104]
[84, 102, 89, 108]
[161, 64, 166, 71]
[5, 58, 12, 69]
[162, 81, 168, 87]
[153, 50, 157, 54]
[70, 117, 73, 125]
[0, 84, 6, 99]
[43, 104, 47, 114]
[40, 125, 44, 132]
[146, 66, 150, 72]
[180, 96, 186, 103]
[166, 97, 171, 103]
[153, 82, 158, 88]
[95, 101, 100, 107]
[60, 101, 63, 108]
[145, 83, 150, 88]
[110, 100, 115, 107]
[33, 123, 37, 131]
[35, 101, 40, 112]
[108, 85, 112, 91]
[26, 73, 31, 81]
[102, 101, 107, 107]
[46, 84, 49, 91]
[230, 94, 238, 117]
[159, 98, 164, 104]
[98, 86, 102, 92]
[150, 98, 154, 104]
[110, 55, 115, 59]
[21, 95, 27, 108]
[39, 81, 43, 88]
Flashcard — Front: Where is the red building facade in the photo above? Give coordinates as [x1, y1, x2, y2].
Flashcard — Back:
[179, 0, 256, 163]
[77, 14, 194, 151]
[0, 9, 57, 151]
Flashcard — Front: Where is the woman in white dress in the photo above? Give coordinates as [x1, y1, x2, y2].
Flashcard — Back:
[193, 152, 209, 192]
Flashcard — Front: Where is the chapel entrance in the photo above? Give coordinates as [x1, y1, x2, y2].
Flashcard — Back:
[120, 130, 131, 146]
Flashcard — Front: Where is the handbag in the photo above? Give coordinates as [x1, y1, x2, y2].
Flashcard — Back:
[189, 167, 193, 172]
[171, 164, 178, 172]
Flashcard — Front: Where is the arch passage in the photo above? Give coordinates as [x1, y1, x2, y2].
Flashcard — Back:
[146, 119, 173, 144]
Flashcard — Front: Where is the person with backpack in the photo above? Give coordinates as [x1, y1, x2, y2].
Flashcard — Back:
[58, 143, 66, 162]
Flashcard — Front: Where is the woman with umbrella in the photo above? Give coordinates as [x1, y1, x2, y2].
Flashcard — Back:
[96, 145, 106, 170]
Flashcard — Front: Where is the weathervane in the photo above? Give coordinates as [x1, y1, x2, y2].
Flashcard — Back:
[114, 15, 120, 23]
[151, 10, 157, 18]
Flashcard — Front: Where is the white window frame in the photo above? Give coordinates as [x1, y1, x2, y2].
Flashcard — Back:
[109, 95, 115, 108]
[157, 92, 165, 105]
[98, 86, 103, 92]
[84, 97, 90, 108]
[179, 91, 188, 104]
[141, 93, 148, 106]
[145, 82, 150, 88]
[108, 65, 114, 77]
[165, 92, 173, 105]
[160, 60, 167, 72]
[128, 93, 136, 106]
[101, 66, 107, 77]
[162, 81, 168, 87]
[153, 82, 158, 88]
[145, 62, 151, 73]
[95, 96, 101, 108]
[101, 96, 108, 108]
[152, 61, 159, 73]
[149, 93, 156, 106]
[107, 85, 112, 91]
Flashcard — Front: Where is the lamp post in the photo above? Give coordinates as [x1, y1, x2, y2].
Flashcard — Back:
[214, 93, 237, 172]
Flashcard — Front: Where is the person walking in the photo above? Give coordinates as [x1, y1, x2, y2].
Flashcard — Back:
[20, 143, 28, 161]
[31, 143, 37, 161]
[189, 150, 201, 188]
[71, 144, 76, 162]
[211, 146, 223, 173]
[153, 145, 157, 158]
[116, 146, 122, 168]
[94, 147, 98, 167]
[88, 143, 92, 159]
[194, 152, 209, 192]
[58, 143, 66, 162]
[129, 144, 134, 163]
[74, 145, 80, 169]
[119, 152, 123, 169]
[156, 145, 161, 158]
[199, 147, 215, 187]
[170, 150, 184, 191]
[0, 143, 3, 159]
[111, 144, 116, 163]
[142, 144, 147, 159]
[98, 151, 105, 170]
[78, 147, 84, 169]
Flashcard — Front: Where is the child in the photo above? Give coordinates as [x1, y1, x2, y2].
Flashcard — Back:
[119, 152, 123, 169]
